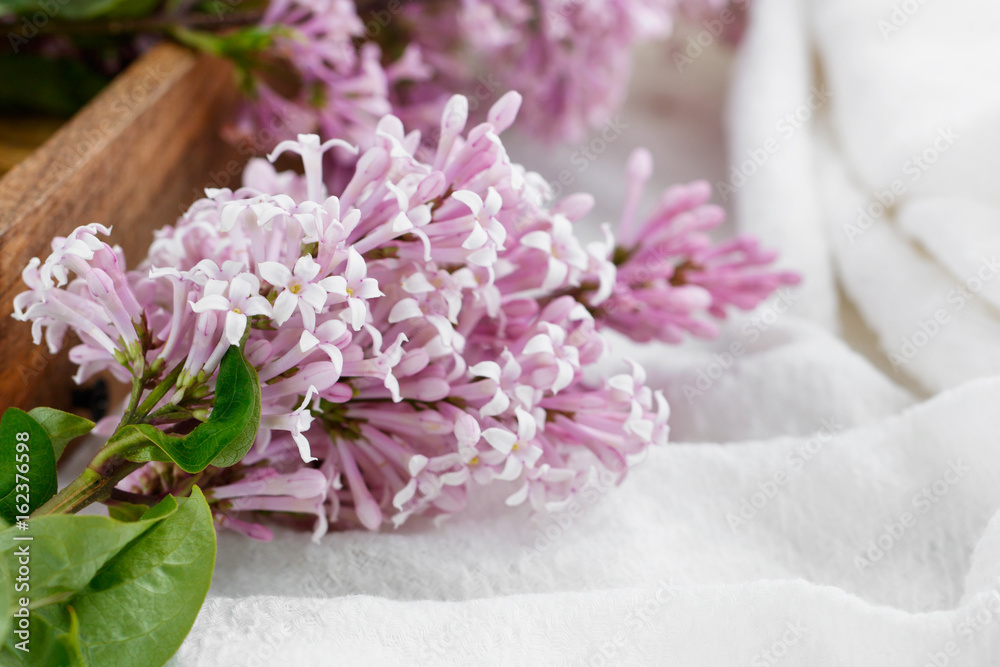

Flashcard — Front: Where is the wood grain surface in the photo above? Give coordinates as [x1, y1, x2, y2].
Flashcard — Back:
[0, 42, 241, 413]
[0, 117, 63, 176]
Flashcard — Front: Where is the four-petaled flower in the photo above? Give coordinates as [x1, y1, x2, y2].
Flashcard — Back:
[520, 215, 589, 290]
[452, 187, 506, 264]
[320, 247, 382, 330]
[259, 255, 329, 330]
[191, 274, 273, 345]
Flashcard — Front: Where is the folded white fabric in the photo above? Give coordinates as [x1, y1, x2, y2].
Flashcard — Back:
[178, 370, 1000, 665]
[730, 0, 1000, 394]
[176, 1, 1000, 664]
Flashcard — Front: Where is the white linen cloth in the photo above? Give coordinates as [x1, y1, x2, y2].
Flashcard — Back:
[175, 1, 1000, 664]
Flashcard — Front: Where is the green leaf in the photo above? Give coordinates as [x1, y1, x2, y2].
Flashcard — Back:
[27, 408, 94, 462]
[0, 489, 216, 666]
[0, 56, 108, 117]
[0, 409, 57, 523]
[56, 606, 86, 667]
[107, 502, 150, 523]
[0, 554, 10, 646]
[0, 500, 175, 604]
[173, 25, 280, 59]
[0, 506, 172, 667]
[1, 611, 62, 666]
[125, 345, 261, 473]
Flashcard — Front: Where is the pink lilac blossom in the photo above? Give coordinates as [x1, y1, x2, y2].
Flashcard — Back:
[14, 92, 792, 541]
[225, 0, 393, 150]
[405, 0, 676, 141]
[394, 0, 741, 141]
[593, 148, 800, 343]
[225, 0, 732, 152]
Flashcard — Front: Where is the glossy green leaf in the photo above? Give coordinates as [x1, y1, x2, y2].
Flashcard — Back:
[125, 345, 261, 473]
[27, 408, 94, 462]
[0, 409, 56, 523]
[0, 499, 174, 603]
[0, 506, 171, 667]
[74, 488, 215, 665]
[0, 489, 216, 666]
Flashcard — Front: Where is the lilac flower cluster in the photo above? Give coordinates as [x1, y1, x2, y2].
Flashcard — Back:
[402, 0, 731, 141]
[14, 93, 792, 540]
[227, 0, 394, 150]
[599, 148, 799, 343]
[228, 0, 731, 151]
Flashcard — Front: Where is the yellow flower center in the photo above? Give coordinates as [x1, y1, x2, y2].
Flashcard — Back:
[346, 287, 354, 296]
[289, 284, 302, 295]
[511, 442, 520, 451]
[232, 307, 242, 314]
[469, 456, 479, 466]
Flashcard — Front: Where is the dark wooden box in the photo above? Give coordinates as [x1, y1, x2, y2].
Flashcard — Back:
[0, 43, 241, 413]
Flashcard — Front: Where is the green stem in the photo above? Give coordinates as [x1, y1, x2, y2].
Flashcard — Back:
[31, 468, 103, 516]
[145, 410, 193, 426]
[30, 462, 142, 516]
[30, 356, 188, 516]
[31, 429, 150, 517]
[120, 375, 145, 426]
[135, 361, 185, 420]
[172, 471, 205, 498]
